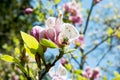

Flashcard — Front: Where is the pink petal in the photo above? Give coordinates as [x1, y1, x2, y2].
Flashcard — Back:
[30, 26, 45, 41]
[45, 28, 56, 41]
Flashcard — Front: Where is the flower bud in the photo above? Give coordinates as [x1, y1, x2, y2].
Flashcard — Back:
[24, 8, 33, 14]
[94, 0, 101, 3]
[60, 57, 68, 65]
[91, 67, 100, 80]
[30, 26, 45, 41]
[74, 35, 84, 49]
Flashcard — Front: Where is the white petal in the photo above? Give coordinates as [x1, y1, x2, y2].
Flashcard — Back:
[60, 23, 79, 41]
[49, 67, 55, 77]
[56, 64, 67, 79]
[46, 17, 56, 28]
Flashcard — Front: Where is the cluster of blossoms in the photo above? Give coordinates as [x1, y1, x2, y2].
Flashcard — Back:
[30, 12, 80, 47]
[63, 1, 82, 25]
[82, 67, 100, 80]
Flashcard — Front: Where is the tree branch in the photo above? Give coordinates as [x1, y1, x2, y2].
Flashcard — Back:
[39, 48, 64, 80]
[85, 35, 114, 56]
[83, 0, 94, 35]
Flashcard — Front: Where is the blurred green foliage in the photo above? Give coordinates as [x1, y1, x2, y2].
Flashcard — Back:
[0, 0, 34, 79]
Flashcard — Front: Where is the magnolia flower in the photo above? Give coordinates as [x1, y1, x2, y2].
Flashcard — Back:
[83, 67, 100, 80]
[24, 8, 33, 14]
[49, 64, 67, 80]
[74, 35, 84, 49]
[63, 1, 80, 15]
[63, 1, 83, 25]
[30, 26, 45, 42]
[69, 15, 82, 25]
[45, 12, 79, 47]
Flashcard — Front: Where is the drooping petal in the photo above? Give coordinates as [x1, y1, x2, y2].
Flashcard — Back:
[56, 64, 67, 79]
[60, 23, 79, 42]
[49, 67, 55, 78]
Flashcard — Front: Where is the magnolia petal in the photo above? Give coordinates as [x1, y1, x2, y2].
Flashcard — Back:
[30, 26, 45, 41]
[49, 67, 55, 78]
[55, 12, 63, 35]
[60, 23, 79, 42]
[45, 28, 56, 41]
[56, 64, 67, 79]
[46, 17, 56, 28]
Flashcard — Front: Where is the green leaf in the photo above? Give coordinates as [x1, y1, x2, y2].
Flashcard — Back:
[76, 74, 87, 80]
[116, 30, 120, 38]
[114, 71, 120, 77]
[24, 45, 35, 58]
[108, 27, 113, 35]
[54, 0, 61, 4]
[112, 71, 120, 80]
[40, 39, 58, 48]
[1, 55, 15, 62]
[64, 64, 72, 71]
[102, 75, 107, 80]
[73, 70, 83, 75]
[65, 49, 76, 53]
[113, 77, 120, 80]
[20, 31, 39, 54]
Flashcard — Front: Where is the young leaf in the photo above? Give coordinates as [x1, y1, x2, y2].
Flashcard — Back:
[108, 27, 113, 35]
[64, 64, 72, 71]
[65, 49, 76, 53]
[40, 38, 58, 48]
[54, 0, 61, 4]
[24, 45, 35, 58]
[73, 70, 83, 75]
[1, 55, 15, 62]
[102, 76, 107, 80]
[20, 31, 39, 54]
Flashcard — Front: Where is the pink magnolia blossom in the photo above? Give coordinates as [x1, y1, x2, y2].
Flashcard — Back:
[30, 26, 45, 42]
[83, 67, 100, 80]
[63, 1, 83, 25]
[69, 15, 82, 25]
[74, 35, 84, 49]
[63, 1, 80, 15]
[24, 8, 33, 14]
[45, 12, 79, 47]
